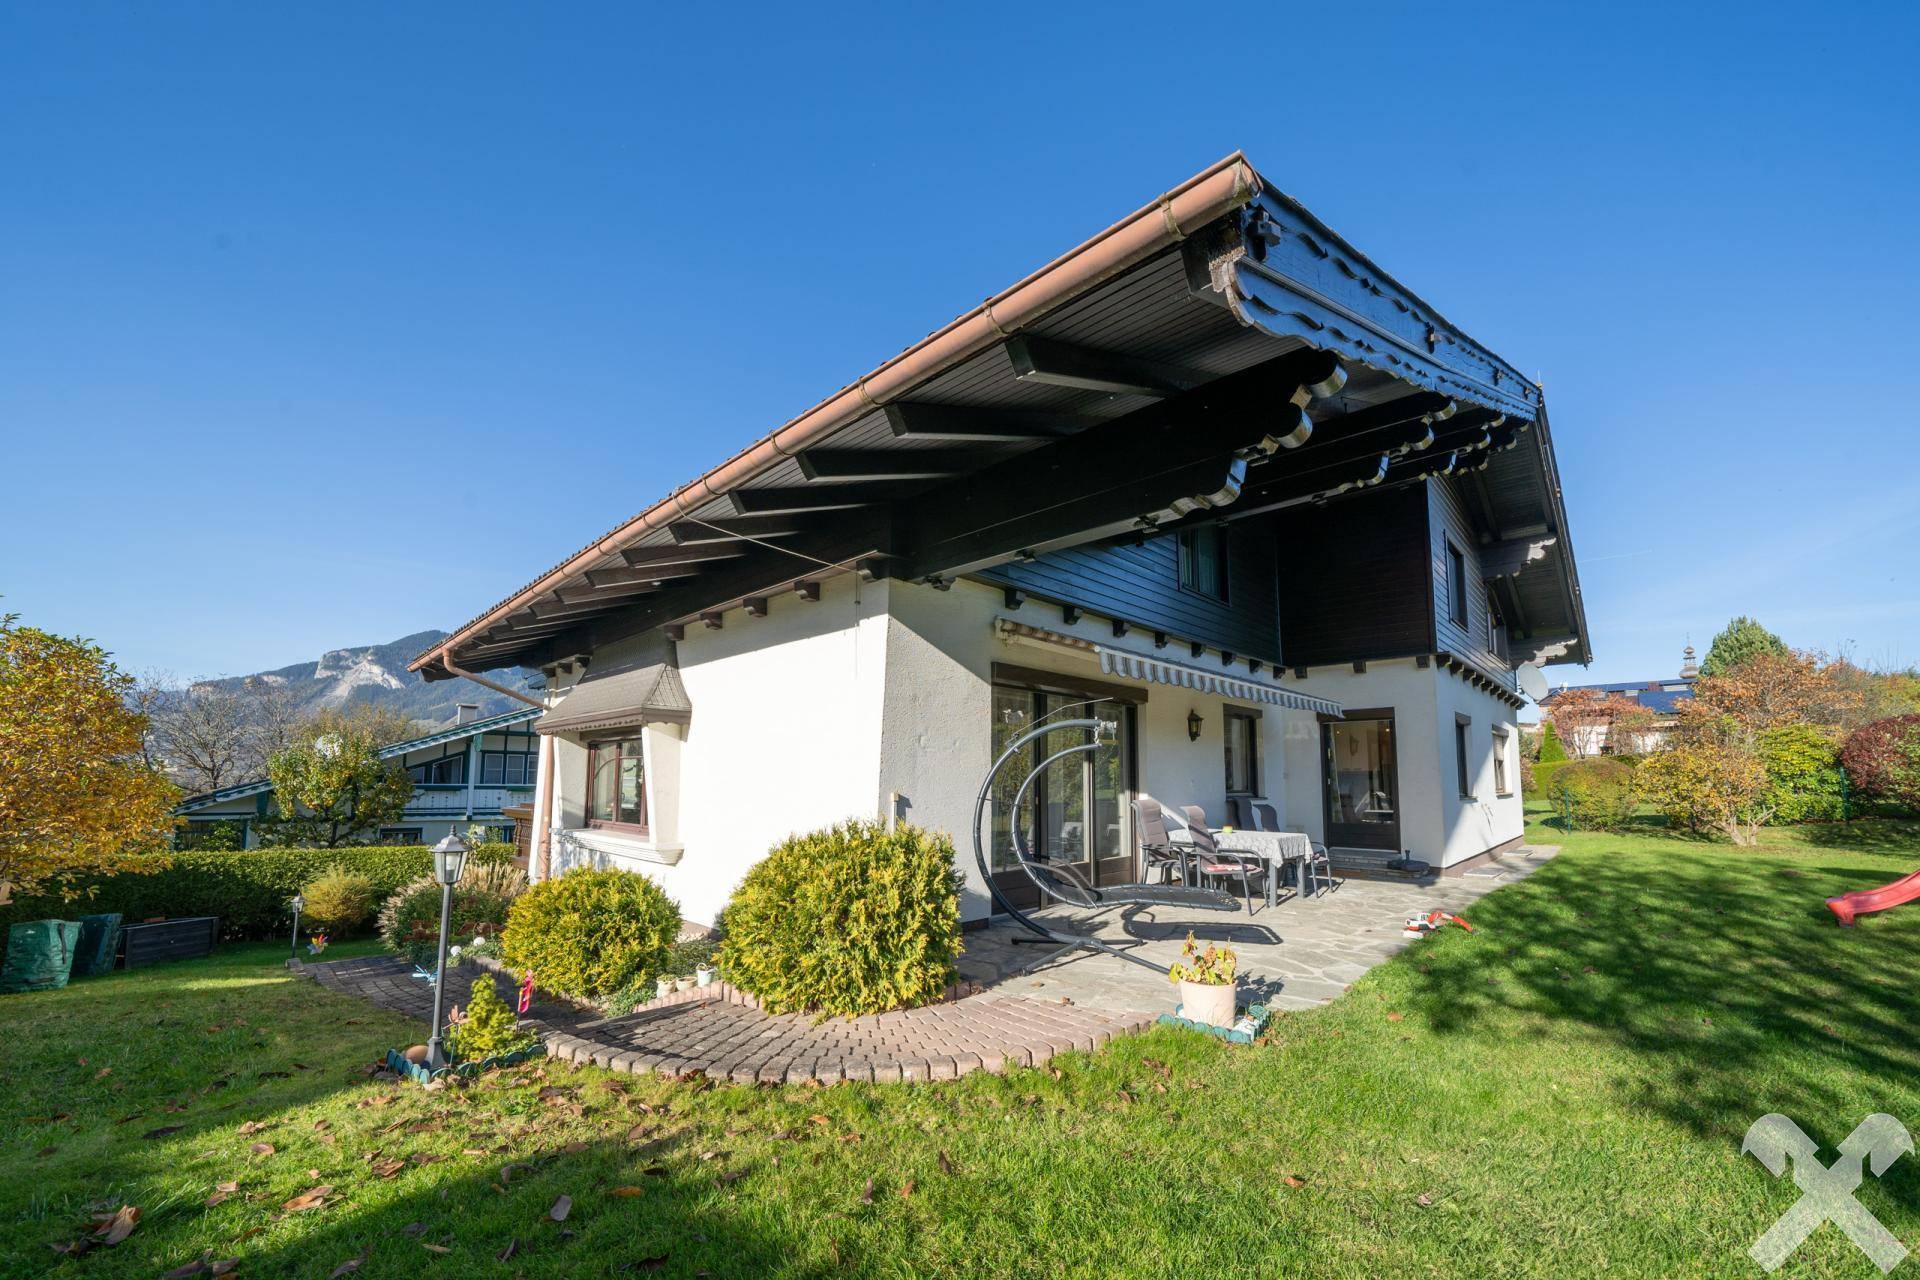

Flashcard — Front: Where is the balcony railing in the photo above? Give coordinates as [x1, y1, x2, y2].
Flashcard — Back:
[403, 785, 534, 817]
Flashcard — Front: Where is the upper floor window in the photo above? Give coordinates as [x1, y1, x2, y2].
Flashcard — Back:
[587, 736, 647, 834]
[1487, 589, 1510, 664]
[1224, 709, 1260, 795]
[479, 750, 537, 786]
[1446, 541, 1468, 628]
[1178, 526, 1228, 601]
[1492, 728, 1511, 797]
[408, 755, 465, 785]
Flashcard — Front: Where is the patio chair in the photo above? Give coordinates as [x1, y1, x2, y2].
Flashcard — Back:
[1284, 823, 1337, 896]
[1133, 797, 1192, 885]
[972, 716, 1240, 976]
[1251, 801, 1282, 832]
[1182, 805, 1266, 914]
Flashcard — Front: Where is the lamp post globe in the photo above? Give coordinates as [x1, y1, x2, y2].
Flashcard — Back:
[424, 833, 471, 1069]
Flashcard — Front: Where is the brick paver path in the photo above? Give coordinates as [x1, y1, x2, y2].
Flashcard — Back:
[301, 955, 1152, 1086]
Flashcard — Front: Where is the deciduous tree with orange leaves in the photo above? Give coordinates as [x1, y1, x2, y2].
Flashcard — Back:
[0, 614, 177, 903]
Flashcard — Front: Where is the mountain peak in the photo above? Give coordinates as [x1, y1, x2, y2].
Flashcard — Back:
[197, 629, 538, 727]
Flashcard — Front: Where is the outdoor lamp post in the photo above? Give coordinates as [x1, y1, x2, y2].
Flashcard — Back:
[288, 893, 305, 959]
[423, 833, 470, 1070]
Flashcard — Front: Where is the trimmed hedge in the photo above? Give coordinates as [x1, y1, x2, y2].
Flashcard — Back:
[499, 867, 681, 999]
[0, 846, 435, 940]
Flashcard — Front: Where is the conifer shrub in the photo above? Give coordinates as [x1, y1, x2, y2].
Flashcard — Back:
[718, 819, 961, 1017]
[449, 976, 537, 1062]
[499, 867, 679, 998]
[298, 865, 378, 933]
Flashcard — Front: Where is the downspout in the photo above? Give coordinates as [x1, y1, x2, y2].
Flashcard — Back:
[436, 647, 553, 878]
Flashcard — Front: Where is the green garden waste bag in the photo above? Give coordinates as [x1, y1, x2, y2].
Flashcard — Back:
[0, 919, 82, 993]
[73, 913, 124, 978]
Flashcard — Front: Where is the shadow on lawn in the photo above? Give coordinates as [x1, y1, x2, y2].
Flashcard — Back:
[1400, 842, 1920, 1157]
[177, 1131, 845, 1280]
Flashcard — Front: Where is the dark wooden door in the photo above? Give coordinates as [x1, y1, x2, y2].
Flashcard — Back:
[1322, 712, 1400, 851]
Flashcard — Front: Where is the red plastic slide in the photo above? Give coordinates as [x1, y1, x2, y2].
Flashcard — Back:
[1827, 869, 1920, 926]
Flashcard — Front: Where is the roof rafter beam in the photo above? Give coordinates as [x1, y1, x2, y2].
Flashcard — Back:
[584, 563, 705, 589]
[1005, 334, 1208, 398]
[795, 449, 979, 482]
[725, 484, 905, 516]
[620, 543, 750, 569]
[883, 402, 1088, 442]
[668, 515, 814, 545]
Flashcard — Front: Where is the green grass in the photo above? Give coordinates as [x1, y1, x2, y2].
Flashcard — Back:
[7, 820, 1920, 1278]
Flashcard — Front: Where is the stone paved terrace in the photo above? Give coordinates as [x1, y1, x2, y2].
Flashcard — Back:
[301, 844, 1554, 1085]
[958, 844, 1560, 1015]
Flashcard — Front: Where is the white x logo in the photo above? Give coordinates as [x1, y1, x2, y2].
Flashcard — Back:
[1744, 1113, 1912, 1273]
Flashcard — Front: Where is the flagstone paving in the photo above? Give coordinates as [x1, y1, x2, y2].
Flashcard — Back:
[301, 845, 1555, 1084]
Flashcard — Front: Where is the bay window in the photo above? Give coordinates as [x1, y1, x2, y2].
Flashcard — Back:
[587, 735, 647, 833]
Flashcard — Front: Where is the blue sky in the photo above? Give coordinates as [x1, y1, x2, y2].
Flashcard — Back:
[4, 3, 1916, 686]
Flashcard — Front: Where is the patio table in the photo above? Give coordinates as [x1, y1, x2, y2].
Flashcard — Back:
[1210, 830, 1317, 908]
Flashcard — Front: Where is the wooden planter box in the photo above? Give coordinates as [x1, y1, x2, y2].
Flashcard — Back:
[118, 916, 220, 969]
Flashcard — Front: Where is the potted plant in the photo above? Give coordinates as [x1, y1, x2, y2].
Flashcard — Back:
[695, 962, 715, 988]
[656, 975, 675, 1001]
[1168, 933, 1237, 1029]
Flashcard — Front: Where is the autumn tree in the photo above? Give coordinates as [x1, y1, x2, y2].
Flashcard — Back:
[1543, 689, 1649, 758]
[0, 615, 177, 902]
[1678, 650, 1861, 749]
[256, 718, 414, 847]
[1699, 616, 1787, 678]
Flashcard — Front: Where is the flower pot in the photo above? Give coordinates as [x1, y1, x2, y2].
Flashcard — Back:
[674, 977, 695, 992]
[695, 965, 714, 988]
[656, 977, 674, 1000]
[1178, 980, 1237, 1029]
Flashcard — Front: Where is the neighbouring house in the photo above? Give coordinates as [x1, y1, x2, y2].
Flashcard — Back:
[1540, 646, 1698, 755]
[172, 704, 542, 848]
[409, 152, 1590, 927]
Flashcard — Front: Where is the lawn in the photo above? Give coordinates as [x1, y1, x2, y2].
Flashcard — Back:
[6, 819, 1920, 1278]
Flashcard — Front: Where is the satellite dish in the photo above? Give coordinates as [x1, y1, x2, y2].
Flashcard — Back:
[1517, 664, 1549, 702]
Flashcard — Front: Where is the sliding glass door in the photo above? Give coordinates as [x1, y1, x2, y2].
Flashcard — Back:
[989, 684, 1134, 911]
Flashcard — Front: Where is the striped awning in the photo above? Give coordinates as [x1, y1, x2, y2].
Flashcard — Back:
[1095, 647, 1342, 716]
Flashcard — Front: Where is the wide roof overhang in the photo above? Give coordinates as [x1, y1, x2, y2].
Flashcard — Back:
[413, 152, 1589, 681]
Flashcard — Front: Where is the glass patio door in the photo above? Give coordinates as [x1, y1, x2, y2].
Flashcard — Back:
[1322, 712, 1400, 851]
[989, 685, 1134, 911]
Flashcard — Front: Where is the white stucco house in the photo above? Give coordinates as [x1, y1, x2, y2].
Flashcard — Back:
[410, 152, 1589, 929]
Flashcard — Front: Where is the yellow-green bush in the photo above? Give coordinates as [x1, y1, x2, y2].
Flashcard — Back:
[499, 867, 679, 998]
[448, 976, 537, 1062]
[1634, 745, 1772, 845]
[1544, 758, 1636, 830]
[718, 819, 961, 1017]
[299, 865, 378, 933]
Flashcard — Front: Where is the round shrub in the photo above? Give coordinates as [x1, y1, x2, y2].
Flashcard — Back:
[718, 819, 961, 1017]
[1757, 724, 1845, 823]
[377, 872, 521, 965]
[1544, 758, 1636, 830]
[448, 977, 537, 1063]
[1841, 714, 1920, 814]
[499, 867, 680, 998]
[299, 865, 378, 933]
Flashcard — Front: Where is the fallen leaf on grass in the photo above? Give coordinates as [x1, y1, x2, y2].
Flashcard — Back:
[370, 1158, 405, 1179]
[1281, 1174, 1306, 1189]
[937, 1150, 955, 1176]
[631, 1255, 669, 1271]
[204, 1181, 241, 1207]
[1047, 1067, 1062, 1081]
[808, 1114, 830, 1127]
[860, 1178, 874, 1206]
[1416, 1191, 1435, 1206]
[36, 1146, 58, 1158]
[421, 1242, 452, 1254]
[549, 1194, 572, 1222]
[715, 1169, 747, 1186]
[898, 1179, 915, 1200]
[282, 1185, 333, 1212]
[143, 1125, 186, 1139]
[248, 1141, 275, 1157]
[94, 1204, 141, 1245]
[497, 1239, 519, 1262]
[327, 1256, 365, 1277]
[608, 1186, 648, 1197]
[1385, 1012, 1404, 1023]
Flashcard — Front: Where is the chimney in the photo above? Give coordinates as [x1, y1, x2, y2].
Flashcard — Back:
[455, 703, 480, 726]
[1679, 645, 1699, 680]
